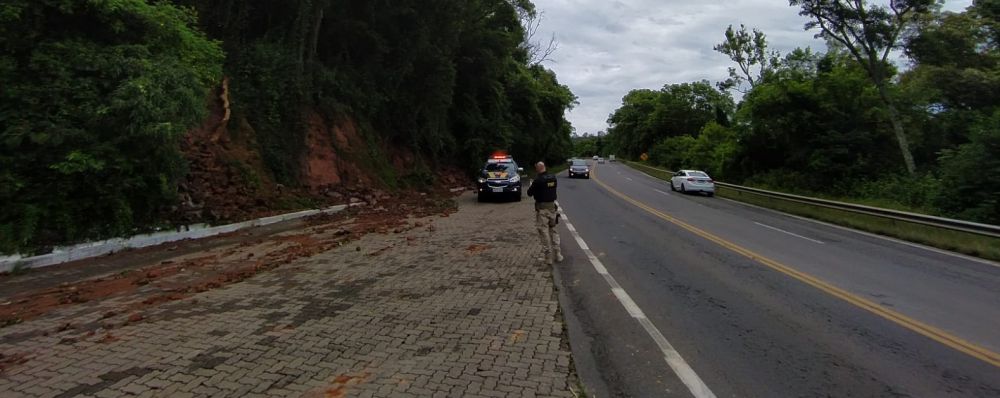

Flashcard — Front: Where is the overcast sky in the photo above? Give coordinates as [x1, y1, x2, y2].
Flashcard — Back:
[530, 0, 974, 136]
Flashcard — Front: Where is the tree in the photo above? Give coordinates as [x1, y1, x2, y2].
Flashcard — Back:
[714, 24, 780, 93]
[791, 0, 936, 174]
[734, 51, 898, 191]
[514, 3, 558, 65]
[899, 3, 1000, 164]
[935, 110, 1000, 224]
[606, 82, 734, 159]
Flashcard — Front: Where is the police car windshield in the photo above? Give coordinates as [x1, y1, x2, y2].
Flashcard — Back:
[485, 163, 516, 173]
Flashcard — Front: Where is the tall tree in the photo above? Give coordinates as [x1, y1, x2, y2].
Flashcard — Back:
[714, 24, 780, 93]
[790, 0, 936, 174]
[512, 1, 558, 65]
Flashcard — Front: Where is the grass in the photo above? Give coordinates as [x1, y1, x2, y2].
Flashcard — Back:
[622, 161, 1000, 262]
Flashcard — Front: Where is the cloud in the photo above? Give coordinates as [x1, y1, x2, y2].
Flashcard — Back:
[530, 0, 974, 135]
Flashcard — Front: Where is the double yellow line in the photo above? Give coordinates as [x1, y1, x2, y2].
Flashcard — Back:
[591, 166, 1000, 368]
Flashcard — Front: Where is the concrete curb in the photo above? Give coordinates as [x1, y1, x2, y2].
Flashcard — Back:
[0, 203, 360, 273]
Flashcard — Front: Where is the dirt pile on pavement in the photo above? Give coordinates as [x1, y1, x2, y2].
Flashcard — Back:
[0, 352, 29, 374]
[0, 190, 458, 331]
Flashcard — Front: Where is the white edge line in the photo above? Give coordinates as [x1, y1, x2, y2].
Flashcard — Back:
[555, 201, 717, 398]
[720, 197, 1000, 269]
[754, 222, 826, 244]
[654, 189, 670, 196]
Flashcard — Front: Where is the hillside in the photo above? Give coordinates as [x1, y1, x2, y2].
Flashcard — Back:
[0, 0, 575, 255]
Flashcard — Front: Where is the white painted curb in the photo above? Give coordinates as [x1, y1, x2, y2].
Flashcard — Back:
[0, 203, 361, 273]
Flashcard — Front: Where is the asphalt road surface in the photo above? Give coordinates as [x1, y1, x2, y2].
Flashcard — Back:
[552, 161, 1000, 397]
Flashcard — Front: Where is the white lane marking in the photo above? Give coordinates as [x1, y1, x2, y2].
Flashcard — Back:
[556, 202, 717, 398]
[654, 189, 670, 196]
[754, 222, 826, 244]
[720, 198, 1000, 269]
[625, 177, 634, 182]
[612, 288, 644, 317]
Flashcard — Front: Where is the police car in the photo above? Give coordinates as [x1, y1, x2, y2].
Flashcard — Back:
[477, 154, 524, 202]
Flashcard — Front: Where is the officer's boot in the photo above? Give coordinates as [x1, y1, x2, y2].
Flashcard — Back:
[554, 248, 564, 263]
[538, 248, 551, 264]
[544, 248, 555, 265]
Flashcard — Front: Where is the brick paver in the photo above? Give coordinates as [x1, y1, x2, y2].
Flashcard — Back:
[0, 194, 575, 397]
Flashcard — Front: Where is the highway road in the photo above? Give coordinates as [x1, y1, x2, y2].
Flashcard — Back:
[552, 161, 1000, 397]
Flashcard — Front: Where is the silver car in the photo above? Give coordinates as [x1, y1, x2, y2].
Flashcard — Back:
[670, 170, 715, 196]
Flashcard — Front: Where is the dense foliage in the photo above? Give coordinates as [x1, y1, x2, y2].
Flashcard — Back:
[0, 0, 223, 254]
[178, 0, 575, 181]
[0, 0, 576, 254]
[605, 0, 1000, 224]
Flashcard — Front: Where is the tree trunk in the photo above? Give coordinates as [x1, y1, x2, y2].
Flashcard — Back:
[876, 83, 917, 175]
[307, 6, 325, 70]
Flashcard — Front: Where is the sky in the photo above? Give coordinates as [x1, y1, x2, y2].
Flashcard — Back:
[529, 0, 974, 136]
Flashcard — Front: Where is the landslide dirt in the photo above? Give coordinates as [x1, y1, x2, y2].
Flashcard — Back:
[0, 190, 460, 330]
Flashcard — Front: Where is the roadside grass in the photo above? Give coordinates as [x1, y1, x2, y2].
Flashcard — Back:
[622, 161, 1000, 262]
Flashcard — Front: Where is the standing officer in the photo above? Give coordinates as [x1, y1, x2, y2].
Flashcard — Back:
[527, 161, 563, 265]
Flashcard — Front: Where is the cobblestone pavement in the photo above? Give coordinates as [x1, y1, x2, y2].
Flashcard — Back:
[0, 193, 576, 397]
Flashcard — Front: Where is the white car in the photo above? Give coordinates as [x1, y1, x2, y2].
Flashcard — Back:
[592, 155, 599, 160]
[670, 170, 715, 196]
[597, 157, 605, 164]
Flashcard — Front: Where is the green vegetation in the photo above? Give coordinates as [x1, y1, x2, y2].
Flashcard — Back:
[1, 1, 224, 254]
[606, 0, 1000, 229]
[571, 133, 608, 158]
[1, 0, 577, 255]
[623, 161, 1000, 261]
[179, 0, 576, 178]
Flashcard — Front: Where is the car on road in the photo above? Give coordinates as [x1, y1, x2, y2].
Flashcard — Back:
[477, 155, 523, 202]
[568, 159, 591, 179]
[592, 155, 599, 160]
[670, 170, 715, 196]
[598, 157, 605, 164]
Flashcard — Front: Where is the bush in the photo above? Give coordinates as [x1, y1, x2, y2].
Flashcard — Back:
[647, 122, 738, 178]
[851, 173, 941, 213]
[935, 111, 1000, 224]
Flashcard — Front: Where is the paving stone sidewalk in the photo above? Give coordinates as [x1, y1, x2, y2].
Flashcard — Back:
[0, 193, 576, 397]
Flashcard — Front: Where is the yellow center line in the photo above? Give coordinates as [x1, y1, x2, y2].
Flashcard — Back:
[592, 164, 1000, 368]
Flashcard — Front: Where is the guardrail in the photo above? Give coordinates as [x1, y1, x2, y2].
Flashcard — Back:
[624, 161, 1000, 239]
